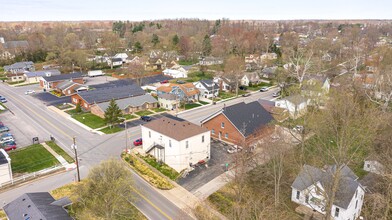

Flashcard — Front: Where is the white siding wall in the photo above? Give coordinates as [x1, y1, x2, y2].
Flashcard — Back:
[158, 98, 178, 110]
[141, 126, 210, 172]
[0, 150, 12, 185]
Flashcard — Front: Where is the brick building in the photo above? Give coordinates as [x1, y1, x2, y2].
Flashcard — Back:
[40, 72, 84, 90]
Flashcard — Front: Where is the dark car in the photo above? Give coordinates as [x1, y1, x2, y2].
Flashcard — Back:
[239, 85, 247, 90]
[1, 141, 16, 151]
[242, 93, 251, 97]
[0, 126, 9, 133]
[133, 138, 143, 146]
[176, 80, 185, 84]
[160, 80, 169, 84]
[141, 116, 152, 122]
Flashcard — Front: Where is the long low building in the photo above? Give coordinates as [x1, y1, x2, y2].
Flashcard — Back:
[40, 72, 84, 90]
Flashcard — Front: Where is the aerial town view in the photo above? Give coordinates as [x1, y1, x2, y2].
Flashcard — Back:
[0, 1, 391, 220]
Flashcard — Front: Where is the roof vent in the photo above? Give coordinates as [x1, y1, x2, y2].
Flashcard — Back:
[174, 123, 176, 126]
[22, 198, 26, 201]
[27, 205, 31, 208]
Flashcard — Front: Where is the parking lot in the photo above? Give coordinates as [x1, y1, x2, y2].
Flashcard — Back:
[177, 139, 234, 193]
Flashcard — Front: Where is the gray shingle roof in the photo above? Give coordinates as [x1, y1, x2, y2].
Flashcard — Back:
[4, 61, 34, 71]
[200, 80, 219, 92]
[78, 84, 145, 104]
[158, 93, 177, 100]
[292, 164, 361, 209]
[57, 81, 77, 90]
[222, 101, 274, 137]
[96, 94, 157, 111]
[3, 192, 72, 220]
[24, 69, 61, 78]
[42, 72, 83, 82]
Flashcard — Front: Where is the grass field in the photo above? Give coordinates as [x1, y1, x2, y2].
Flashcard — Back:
[9, 144, 59, 173]
[185, 103, 202, 110]
[135, 110, 154, 116]
[68, 112, 106, 129]
[45, 141, 75, 163]
[199, 100, 210, 105]
[99, 126, 124, 134]
[123, 114, 137, 120]
[152, 108, 166, 113]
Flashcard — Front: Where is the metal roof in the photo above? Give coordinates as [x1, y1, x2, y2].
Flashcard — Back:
[42, 72, 83, 82]
[96, 94, 157, 110]
[77, 84, 145, 104]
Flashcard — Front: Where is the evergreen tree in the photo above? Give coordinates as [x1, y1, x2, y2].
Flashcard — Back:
[104, 99, 123, 128]
[133, 41, 143, 53]
[172, 34, 179, 46]
[202, 35, 212, 56]
[75, 102, 82, 113]
[151, 34, 160, 46]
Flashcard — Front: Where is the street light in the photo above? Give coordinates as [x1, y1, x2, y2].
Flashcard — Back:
[71, 137, 80, 182]
[119, 117, 128, 152]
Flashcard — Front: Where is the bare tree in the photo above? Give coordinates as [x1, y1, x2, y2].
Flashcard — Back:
[286, 48, 314, 88]
[224, 56, 245, 96]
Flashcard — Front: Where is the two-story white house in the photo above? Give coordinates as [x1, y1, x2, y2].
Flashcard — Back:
[0, 149, 12, 185]
[291, 164, 365, 220]
[275, 95, 308, 119]
[141, 116, 211, 172]
[194, 80, 219, 98]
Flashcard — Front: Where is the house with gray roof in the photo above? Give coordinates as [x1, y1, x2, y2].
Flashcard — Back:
[24, 69, 61, 84]
[201, 101, 274, 145]
[240, 72, 261, 86]
[0, 38, 29, 60]
[55, 80, 88, 96]
[194, 79, 219, 98]
[90, 94, 158, 118]
[275, 95, 308, 119]
[4, 61, 35, 74]
[158, 93, 180, 110]
[40, 72, 84, 90]
[0, 149, 12, 185]
[71, 84, 146, 111]
[3, 192, 72, 220]
[291, 164, 365, 220]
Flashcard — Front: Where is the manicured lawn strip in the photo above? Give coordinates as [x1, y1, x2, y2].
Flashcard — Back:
[135, 110, 154, 116]
[9, 144, 59, 173]
[66, 109, 78, 115]
[218, 91, 236, 99]
[185, 103, 202, 110]
[45, 141, 75, 163]
[72, 112, 106, 129]
[123, 114, 137, 120]
[99, 126, 124, 134]
[138, 154, 180, 180]
[199, 100, 210, 105]
[152, 108, 166, 112]
[247, 82, 272, 91]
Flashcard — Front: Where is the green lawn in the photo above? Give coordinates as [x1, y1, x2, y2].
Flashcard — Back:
[45, 141, 75, 163]
[247, 82, 272, 91]
[218, 91, 236, 99]
[123, 114, 137, 120]
[152, 108, 166, 113]
[186, 71, 214, 82]
[139, 154, 180, 180]
[178, 60, 198, 65]
[71, 112, 106, 129]
[199, 100, 210, 105]
[135, 110, 154, 116]
[99, 126, 124, 134]
[185, 103, 202, 110]
[9, 144, 59, 173]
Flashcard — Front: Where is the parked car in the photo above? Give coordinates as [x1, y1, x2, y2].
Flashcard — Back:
[160, 80, 169, 84]
[0, 97, 7, 103]
[176, 80, 185, 84]
[242, 93, 251, 97]
[239, 85, 247, 90]
[1, 141, 16, 151]
[0, 136, 14, 144]
[227, 145, 243, 154]
[141, 116, 152, 122]
[260, 87, 269, 92]
[1, 133, 12, 138]
[133, 138, 142, 146]
[0, 126, 9, 133]
[272, 91, 281, 97]
[0, 122, 4, 127]
[25, 90, 36, 95]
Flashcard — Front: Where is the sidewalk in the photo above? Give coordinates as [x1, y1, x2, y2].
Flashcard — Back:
[192, 170, 235, 200]
[41, 142, 76, 171]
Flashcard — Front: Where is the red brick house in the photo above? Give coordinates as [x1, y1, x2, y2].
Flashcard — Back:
[40, 72, 84, 90]
[201, 101, 274, 146]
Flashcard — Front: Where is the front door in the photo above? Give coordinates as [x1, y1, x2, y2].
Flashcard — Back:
[219, 131, 222, 140]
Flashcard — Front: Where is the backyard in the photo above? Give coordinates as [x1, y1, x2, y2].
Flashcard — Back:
[9, 144, 59, 173]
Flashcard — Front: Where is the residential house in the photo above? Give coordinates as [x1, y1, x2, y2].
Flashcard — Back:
[40, 72, 84, 90]
[194, 80, 219, 98]
[4, 61, 35, 74]
[0, 38, 29, 60]
[199, 57, 224, 66]
[291, 164, 365, 220]
[6, 72, 25, 82]
[213, 76, 236, 92]
[241, 72, 261, 86]
[71, 84, 145, 111]
[158, 93, 180, 110]
[55, 80, 88, 96]
[107, 57, 123, 67]
[145, 58, 166, 70]
[201, 101, 274, 145]
[3, 192, 72, 220]
[113, 53, 128, 62]
[245, 54, 260, 64]
[0, 149, 12, 185]
[302, 75, 331, 105]
[261, 66, 277, 79]
[258, 99, 289, 122]
[91, 94, 158, 118]
[24, 69, 61, 84]
[260, 52, 277, 64]
[275, 95, 308, 119]
[141, 116, 210, 172]
[157, 83, 200, 102]
[163, 64, 188, 78]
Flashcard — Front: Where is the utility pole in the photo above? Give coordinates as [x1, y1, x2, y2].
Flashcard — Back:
[72, 137, 80, 182]
[119, 117, 128, 152]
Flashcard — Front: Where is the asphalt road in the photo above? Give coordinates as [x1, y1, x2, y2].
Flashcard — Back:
[0, 83, 278, 219]
[0, 83, 189, 220]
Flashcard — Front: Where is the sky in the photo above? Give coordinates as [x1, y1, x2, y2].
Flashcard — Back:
[0, 0, 391, 21]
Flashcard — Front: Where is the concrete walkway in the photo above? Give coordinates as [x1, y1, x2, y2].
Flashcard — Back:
[41, 142, 76, 170]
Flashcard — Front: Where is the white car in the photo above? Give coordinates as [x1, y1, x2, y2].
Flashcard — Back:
[0, 136, 14, 144]
[227, 145, 243, 154]
[260, 87, 269, 92]
[25, 90, 36, 95]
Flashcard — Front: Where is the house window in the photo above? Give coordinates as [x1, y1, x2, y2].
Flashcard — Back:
[186, 141, 189, 149]
[355, 190, 358, 198]
[149, 131, 151, 138]
[335, 207, 340, 217]
[202, 135, 204, 143]
[367, 164, 370, 168]
[355, 200, 358, 209]
[225, 133, 228, 138]
[221, 122, 225, 128]
[296, 191, 300, 200]
[211, 129, 215, 134]
[305, 195, 309, 204]
[169, 140, 172, 147]
[361, 195, 363, 201]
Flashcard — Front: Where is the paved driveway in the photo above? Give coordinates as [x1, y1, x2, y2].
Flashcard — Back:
[177, 139, 233, 192]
